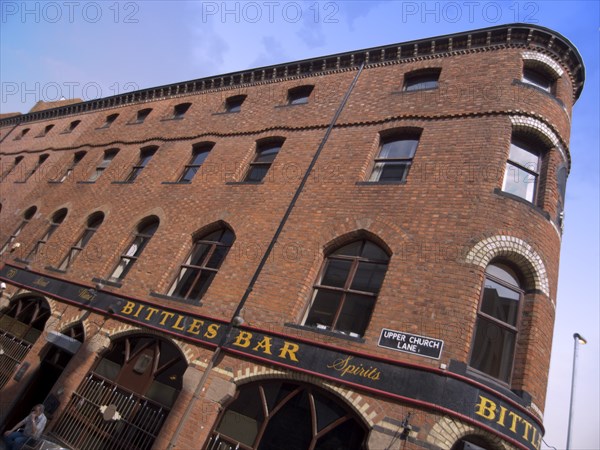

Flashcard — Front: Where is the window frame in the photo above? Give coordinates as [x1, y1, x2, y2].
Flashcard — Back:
[368, 134, 420, 183]
[108, 218, 159, 282]
[57, 151, 86, 183]
[0, 206, 36, 256]
[468, 263, 524, 385]
[403, 69, 441, 92]
[172, 103, 192, 119]
[133, 108, 152, 124]
[501, 138, 542, 204]
[287, 85, 314, 105]
[302, 239, 390, 337]
[522, 63, 556, 95]
[13, 128, 30, 141]
[63, 120, 81, 134]
[225, 95, 246, 113]
[36, 124, 55, 138]
[25, 208, 68, 262]
[178, 143, 213, 183]
[125, 146, 158, 182]
[244, 139, 284, 183]
[0, 156, 24, 181]
[100, 113, 119, 129]
[88, 149, 119, 182]
[57, 212, 104, 271]
[167, 228, 235, 302]
[23, 154, 49, 181]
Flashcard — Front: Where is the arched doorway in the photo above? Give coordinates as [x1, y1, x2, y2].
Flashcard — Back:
[5, 322, 85, 430]
[206, 380, 368, 450]
[0, 295, 51, 390]
[51, 334, 187, 450]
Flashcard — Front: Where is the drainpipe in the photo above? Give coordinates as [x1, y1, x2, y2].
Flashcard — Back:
[167, 61, 366, 449]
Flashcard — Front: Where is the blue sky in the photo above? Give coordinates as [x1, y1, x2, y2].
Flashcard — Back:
[1, 1, 598, 448]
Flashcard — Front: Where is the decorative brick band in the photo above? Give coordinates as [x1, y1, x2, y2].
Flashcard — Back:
[427, 416, 511, 450]
[465, 235, 550, 297]
[510, 115, 567, 164]
[522, 51, 564, 77]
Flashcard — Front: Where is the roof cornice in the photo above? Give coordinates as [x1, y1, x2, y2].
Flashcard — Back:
[0, 23, 584, 127]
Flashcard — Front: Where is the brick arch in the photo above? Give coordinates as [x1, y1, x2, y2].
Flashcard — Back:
[8, 290, 58, 317]
[318, 214, 412, 257]
[233, 366, 377, 427]
[509, 115, 568, 165]
[427, 416, 509, 450]
[103, 326, 194, 364]
[465, 235, 549, 296]
[521, 51, 564, 78]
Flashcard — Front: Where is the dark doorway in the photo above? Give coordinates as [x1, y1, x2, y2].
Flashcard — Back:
[3, 323, 84, 432]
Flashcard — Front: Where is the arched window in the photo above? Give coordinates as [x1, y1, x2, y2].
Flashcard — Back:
[125, 146, 158, 182]
[0, 296, 51, 389]
[109, 216, 159, 281]
[522, 61, 556, 94]
[0, 205, 36, 255]
[469, 263, 523, 384]
[52, 334, 187, 450]
[58, 212, 105, 271]
[26, 208, 68, 261]
[303, 239, 390, 337]
[207, 381, 367, 450]
[403, 68, 441, 91]
[168, 227, 235, 301]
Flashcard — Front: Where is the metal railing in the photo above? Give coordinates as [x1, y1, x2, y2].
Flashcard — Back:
[51, 374, 169, 450]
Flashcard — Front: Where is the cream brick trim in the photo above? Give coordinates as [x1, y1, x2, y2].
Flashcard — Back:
[465, 235, 550, 297]
[427, 416, 512, 450]
[510, 115, 567, 163]
[233, 366, 376, 426]
[522, 51, 564, 77]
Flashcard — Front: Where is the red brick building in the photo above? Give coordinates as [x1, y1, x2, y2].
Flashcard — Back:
[0, 23, 585, 450]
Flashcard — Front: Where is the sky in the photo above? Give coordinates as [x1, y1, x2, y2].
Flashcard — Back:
[1, 1, 598, 449]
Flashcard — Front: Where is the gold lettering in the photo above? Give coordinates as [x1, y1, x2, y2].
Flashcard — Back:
[159, 311, 174, 325]
[187, 319, 205, 335]
[497, 405, 507, 427]
[278, 342, 299, 361]
[121, 301, 136, 315]
[145, 307, 159, 321]
[78, 288, 94, 301]
[522, 420, 533, 441]
[253, 337, 273, 355]
[508, 411, 523, 433]
[233, 331, 253, 348]
[172, 315, 186, 331]
[133, 304, 144, 318]
[204, 323, 220, 339]
[475, 395, 497, 421]
[533, 426, 542, 450]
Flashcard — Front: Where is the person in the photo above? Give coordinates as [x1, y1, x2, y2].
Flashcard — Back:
[3, 404, 47, 450]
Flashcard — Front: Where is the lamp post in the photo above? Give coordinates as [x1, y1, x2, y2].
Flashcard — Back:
[566, 332, 587, 450]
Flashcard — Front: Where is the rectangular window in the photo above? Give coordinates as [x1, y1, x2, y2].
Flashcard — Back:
[100, 113, 119, 129]
[179, 144, 212, 182]
[126, 147, 158, 182]
[172, 103, 191, 119]
[287, 86, 314, 105]
[403, 69, 440, 92]
[522, 66, 555, 93]
[89, 149, 118, 182]
[244, 140, 283, 182]
[23, 154, 49, 181]
[133, 108, 152, 124]
[502, 139, 540, 203]
[225, 95, 246, 113]
[36, 124, 54, 137]
[369, 136, 419, 182]
[58, 151, 86, 183]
